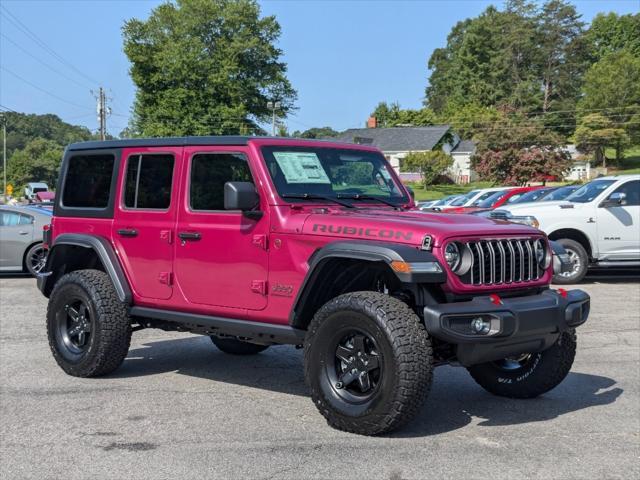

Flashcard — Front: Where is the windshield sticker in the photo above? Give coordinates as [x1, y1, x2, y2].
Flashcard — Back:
[273, 152, 331, 184]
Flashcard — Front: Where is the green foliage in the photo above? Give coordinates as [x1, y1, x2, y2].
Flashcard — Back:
[402, 150, 453, 188]
[436, 101, 502, 139]
[122, 0, 296, 136]
[404, 181, 493, 202]
[587, 12, 640, 61]
[370, 102, 437, 127]
[330, 162, 373, 186]
[574, 113, 629, 167]
[292, 127, 339, 139]
[472, 112, 572, 185]
[8, 138, 64, 192]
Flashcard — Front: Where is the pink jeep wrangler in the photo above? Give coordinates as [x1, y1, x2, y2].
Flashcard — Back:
[38, 137, 589, 435]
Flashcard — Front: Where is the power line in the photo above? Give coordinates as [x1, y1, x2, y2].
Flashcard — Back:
[0, 66, 92, 111]
[0, 33, 93, 90]
[0, 5, 99, 86]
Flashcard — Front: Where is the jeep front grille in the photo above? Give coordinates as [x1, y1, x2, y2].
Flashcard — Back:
[462, 239, 545, 286]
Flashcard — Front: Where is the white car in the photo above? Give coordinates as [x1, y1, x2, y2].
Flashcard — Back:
[24, 182, 50, 202]
[441, 187, 514, 210]
[500, 175, 640, 284]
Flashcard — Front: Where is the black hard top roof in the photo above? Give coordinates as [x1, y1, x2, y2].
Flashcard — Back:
[66, 136, 353, 151]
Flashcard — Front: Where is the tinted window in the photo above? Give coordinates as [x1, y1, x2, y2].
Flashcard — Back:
[190, 153, 253, 211]
[477, 190, 508, 208]
[0, 211, 20, 226]
[542, 185, 578, 201]
[124, 154, 174, 209]
[611, 180, 640, 206]
[19, 214, 33, 225]
[565, 180, 616, 203]
[62, 154, 115, 208]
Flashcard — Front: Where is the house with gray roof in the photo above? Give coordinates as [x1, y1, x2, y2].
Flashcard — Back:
[333, 123, 477, 184]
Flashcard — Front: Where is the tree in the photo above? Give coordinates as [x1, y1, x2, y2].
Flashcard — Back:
[587, 12, 640, 61]
[537, 0, 588, 112]
[578, 50, 640, 147]
[369, 102, 437, 127]
[8, 138, 64, 192]
[472, 112, 572, 185]
[292, 127, 339, 139]
[574, 113, 629, 167]
[402, 150, 453, 188]
[122, 0, 296, 137]
[436, 101, 501, 139]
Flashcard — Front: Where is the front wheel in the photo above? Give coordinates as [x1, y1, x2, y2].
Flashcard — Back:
[304, 292, 433, 435]
[553, 239, 588, 285]
[467, 331, 576, 398]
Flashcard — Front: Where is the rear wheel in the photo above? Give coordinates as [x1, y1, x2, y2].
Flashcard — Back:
[24, 243, 47, 276]
[47, 270, 131, 377]
[304, 291, 433, 435]
[210, 336, 269, 355]
[467, 331, 576, 398]
[553, 239, 588, 284]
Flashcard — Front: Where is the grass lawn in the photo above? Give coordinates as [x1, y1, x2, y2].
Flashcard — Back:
[606, 146, 640, 175]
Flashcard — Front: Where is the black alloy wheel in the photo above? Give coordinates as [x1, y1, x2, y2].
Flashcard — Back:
[55, 298, 93, 361]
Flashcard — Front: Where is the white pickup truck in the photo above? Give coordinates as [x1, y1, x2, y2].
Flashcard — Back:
[498, 174, 640, 284]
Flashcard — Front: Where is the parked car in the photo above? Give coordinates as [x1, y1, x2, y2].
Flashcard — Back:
[538, 185, 580, 202]
[38, 136, 588, 436]
[445, 186, 543, 213]
[438, 187, 514, 211]
[24, 182, 50, 202]
[417, 194, 464, 211]
[508, 187, 557, 204]
[0, 205, 51, 275]
[500, 175, 640, 284]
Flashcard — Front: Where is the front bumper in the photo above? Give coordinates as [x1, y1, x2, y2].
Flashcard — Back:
[423, 289, 590, 366]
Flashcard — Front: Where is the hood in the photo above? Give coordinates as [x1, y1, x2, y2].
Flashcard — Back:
[501, 200, 580, 214]
[301, 207, 540, 248]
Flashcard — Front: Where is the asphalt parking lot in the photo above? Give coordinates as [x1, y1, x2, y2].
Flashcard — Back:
[1, 274, 639, 479]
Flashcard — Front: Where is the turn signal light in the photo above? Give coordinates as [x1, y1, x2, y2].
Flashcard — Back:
[390, 261, 411, 273]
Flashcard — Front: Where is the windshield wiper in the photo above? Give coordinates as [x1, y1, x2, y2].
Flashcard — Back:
[281, 193, 355, 208]
[336, 193, 401, 209]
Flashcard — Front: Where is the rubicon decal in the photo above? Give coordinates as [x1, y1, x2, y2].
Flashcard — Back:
[312, 224, 413, 241]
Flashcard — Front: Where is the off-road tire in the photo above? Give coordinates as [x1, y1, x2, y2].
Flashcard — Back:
[304, 291, 433, 436]
[467, 330, 577, 398]
[47, 269, 131, 377]
[210, 336, 270, 355]
[553, 239, 588, 285]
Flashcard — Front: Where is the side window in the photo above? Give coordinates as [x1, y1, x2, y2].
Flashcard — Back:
[612, 180, 640, 206]
[190, 153, 253, 211]
[19, 214, 34, 225]
[124, 154, 175, 209]
[0, 211, 21, 226]
[62, 154, 115, 208]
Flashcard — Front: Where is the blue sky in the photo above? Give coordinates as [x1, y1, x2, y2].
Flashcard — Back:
[1, 0, 638, 136]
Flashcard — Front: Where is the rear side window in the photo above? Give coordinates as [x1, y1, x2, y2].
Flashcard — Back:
[62, 154, 115, 208]
[124, 154, 175, 209]
[190, 153, 253, 211]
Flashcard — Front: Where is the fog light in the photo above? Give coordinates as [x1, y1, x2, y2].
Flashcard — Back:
[471, 317, 491, 335]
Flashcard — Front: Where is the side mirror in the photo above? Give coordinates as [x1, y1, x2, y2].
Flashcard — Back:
[600, 192, 626, 208]
[224, 182, 262, 219]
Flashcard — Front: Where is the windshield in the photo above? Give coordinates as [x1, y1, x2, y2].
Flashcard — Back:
[261, 146, 408, 205]
[471, 190, 503, 206]
[477, 190, 510, 208]
[541, 185, 578, 201]
[509, 188, 548, 204]
[450, 190, 479, 206]
[432, 194, 459, 207]
[565, 180, 616, 203]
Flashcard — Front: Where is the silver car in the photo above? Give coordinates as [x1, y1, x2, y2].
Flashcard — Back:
[0, 205, 51, 276]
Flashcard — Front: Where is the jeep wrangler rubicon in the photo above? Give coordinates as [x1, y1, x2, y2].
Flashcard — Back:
[38, 137, 590, 435]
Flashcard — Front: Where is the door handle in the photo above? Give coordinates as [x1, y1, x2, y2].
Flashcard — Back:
[178, 232, 202, 241]
[18, 231, 29, 235]
[117, 229, 138, 237]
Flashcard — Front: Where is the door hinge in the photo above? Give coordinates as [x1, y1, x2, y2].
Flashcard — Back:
[252, 234, 268, 250]
[160, 229, 173, 244]
[158, 272, 173, 286]
[251, 280, 267, 295]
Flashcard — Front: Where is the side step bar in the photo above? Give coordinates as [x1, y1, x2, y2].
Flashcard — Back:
[592, 260, 640, 268]
[130, 306, 306, 345]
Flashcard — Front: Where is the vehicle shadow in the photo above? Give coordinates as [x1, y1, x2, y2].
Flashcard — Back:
[116, 336, 622, 436]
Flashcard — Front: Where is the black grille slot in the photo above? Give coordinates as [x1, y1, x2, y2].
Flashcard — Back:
[463, 238, 545, 286]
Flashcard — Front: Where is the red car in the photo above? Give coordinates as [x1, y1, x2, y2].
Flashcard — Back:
[446, 186, 545, 214]
[37, 137, 588, 435]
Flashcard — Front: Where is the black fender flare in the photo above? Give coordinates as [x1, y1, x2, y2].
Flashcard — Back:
[290, 241, 446, 326]
[38, 233, 132, 303]
[549, 240, 573, 274]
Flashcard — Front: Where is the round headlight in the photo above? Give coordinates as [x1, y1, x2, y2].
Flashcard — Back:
[534, 239, 551, 269]
[444, 242, 461, 270]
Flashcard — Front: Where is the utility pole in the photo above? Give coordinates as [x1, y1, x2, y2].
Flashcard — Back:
[93, 87, 111, 141]
[267, 101, 281, 136]
[1, 113, 6, 202]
